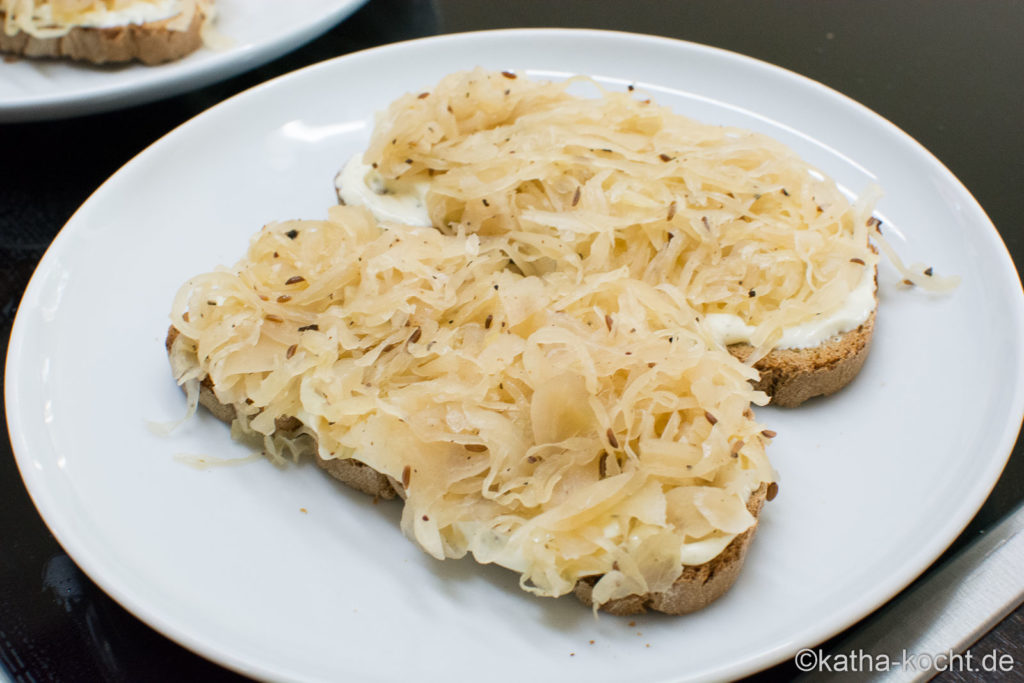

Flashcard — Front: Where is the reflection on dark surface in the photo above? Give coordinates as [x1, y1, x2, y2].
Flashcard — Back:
[42, 554, 122, 678]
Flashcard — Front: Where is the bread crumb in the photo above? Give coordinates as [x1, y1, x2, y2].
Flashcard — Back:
[589, 640, 595, 645]
[628, 621, 636, 627]
[299, 507, 308, 514]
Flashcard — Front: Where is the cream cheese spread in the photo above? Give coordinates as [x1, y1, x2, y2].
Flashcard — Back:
[337, 153, 876, 350]
[26, 0, 181, 28]
[335, 155, 431, 227]
[703, 266, 876, 349]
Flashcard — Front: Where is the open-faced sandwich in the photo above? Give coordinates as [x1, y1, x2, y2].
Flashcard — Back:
[336, 69, 954, 406]
[1, 0, 215, 64]
[167, 203, 778, 615]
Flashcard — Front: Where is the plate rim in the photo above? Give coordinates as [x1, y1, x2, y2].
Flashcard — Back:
[6, 27, 1024, 682]
[0, 0, 369, 122]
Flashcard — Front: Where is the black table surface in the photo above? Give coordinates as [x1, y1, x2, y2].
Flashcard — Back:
[2, 1, 1022, 681]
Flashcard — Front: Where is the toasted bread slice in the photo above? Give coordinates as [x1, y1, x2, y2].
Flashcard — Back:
[0, 1, 207, 65]
[729, 309, 876, 407]
[166, 325, 769, 615]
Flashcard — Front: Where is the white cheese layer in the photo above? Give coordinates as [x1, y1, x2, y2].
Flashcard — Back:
[704, 266, 876, 349]
[25, 0, 181, 28]
[335, 156, 431, 227]
[337, 154, 876, 350]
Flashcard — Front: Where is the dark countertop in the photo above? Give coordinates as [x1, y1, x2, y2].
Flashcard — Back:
[2, 1, 1022, 680]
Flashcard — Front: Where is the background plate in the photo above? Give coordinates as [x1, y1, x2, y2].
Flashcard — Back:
[6, 29, 1024, 682]
[0, 0, 367, 122]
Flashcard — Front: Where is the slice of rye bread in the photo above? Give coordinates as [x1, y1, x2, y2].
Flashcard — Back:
[728, 309, 876, 408]
[0, 2, 206, 65]
[166, 325, 772, 615]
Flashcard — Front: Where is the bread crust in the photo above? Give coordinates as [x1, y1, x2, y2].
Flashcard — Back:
[166, 327, 400, 499]
[167, 325, 769, 615]
[729, 309, 876, 408]
[573, 484, 767, 615]
[0, 2, 205, 65]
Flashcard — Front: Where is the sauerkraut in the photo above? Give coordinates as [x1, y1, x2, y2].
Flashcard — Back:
[170, 205, 775, 606]
[2, 0, 214, 38]
[357, 68, 893, 361]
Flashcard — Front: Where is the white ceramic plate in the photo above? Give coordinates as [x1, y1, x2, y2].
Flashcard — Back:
[0, 0, 367, 122]
[7, 29, 1024, 683]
